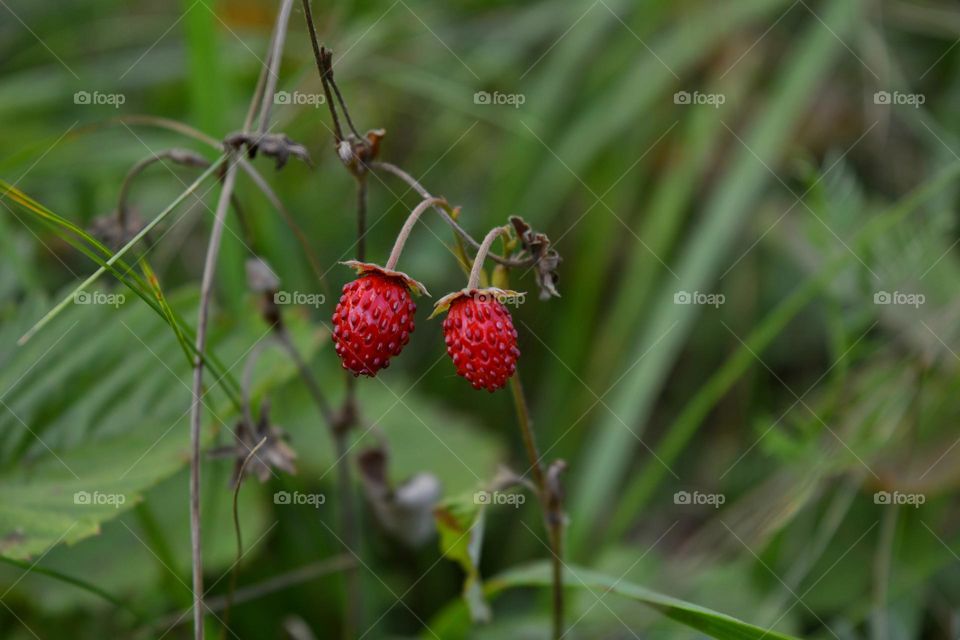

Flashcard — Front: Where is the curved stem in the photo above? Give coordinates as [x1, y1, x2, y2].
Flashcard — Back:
[385, 197, 446, 270]
[372, 161, 533, 269]
[356, 176, 367, 262]
[223, 435, 268, 636]
[468, 226, 507, 289]
[117, 149, 251, 249]
[117, 115, 329, 294]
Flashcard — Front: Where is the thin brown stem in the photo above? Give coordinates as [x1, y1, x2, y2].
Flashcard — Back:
[257, 0, 294, 136]
[189, 156, 240, 640]
[385, 197, 447, 270]
[188, 4, 292, 638]
[223, 436, 268, 636]
[468, 226, 507, 289]
[510, 375, 564, 640]
[300, 0, 343, 142]
[371, 161, 533, 269]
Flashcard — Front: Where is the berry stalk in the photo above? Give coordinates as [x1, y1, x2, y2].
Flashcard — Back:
[468, 226, 508, 289]
[385, 197, 447, 271]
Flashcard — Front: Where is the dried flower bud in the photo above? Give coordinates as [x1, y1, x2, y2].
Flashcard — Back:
[510, 216, 561, 300]
[357, 446, 442, 547]
[245, 257, 281, 294]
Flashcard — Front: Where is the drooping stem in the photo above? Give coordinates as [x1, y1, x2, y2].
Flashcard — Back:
[468, 226, 507, 289]
[117, 149, 206, 226]
[223, 435, 268, 635]
[510, 375, 565, 640]
[116, 149, 251, 248]
[372, 161, 533, 269]
[355, 176, 367, 262]
[385, 197, 447, 270]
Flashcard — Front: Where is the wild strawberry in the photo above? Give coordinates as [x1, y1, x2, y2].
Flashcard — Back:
[333, 261, 427, 376]
[434, 289, 520, 392]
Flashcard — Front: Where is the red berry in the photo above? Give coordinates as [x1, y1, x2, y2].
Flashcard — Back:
[441, 292, 519, 392]
[333, 272, 417, 376]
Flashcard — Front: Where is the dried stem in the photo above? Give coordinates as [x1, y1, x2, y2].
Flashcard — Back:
[256, 0, 294, 136]
[223, 435, 268, 634]
[188, 3, 293, 638]
[300, 0, 343, 142]
[510, 375, 565, 640]
[298, 6, 367, 630]
[371, 161, 533, 269]
[468, 226, 507, 289]
[189, 156, 240, 640]
[385, 197, 447, 270]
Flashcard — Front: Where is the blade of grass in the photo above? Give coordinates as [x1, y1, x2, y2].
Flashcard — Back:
[15, 157, 225, 345]
[568, 0, 862, 557]
[605, 160, 960, 542]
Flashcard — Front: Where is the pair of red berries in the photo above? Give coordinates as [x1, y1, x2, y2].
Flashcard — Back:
[331, 261, 520, 392]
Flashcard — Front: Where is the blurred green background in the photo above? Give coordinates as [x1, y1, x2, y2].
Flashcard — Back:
[3, 0, 960, 637]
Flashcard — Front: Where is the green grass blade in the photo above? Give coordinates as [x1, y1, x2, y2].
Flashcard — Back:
[568, 0, 862, 556]
[15, 157, 225, 345]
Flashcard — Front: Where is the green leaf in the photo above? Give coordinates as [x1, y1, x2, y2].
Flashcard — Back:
[434, 493, 490, 623]
[0, 286, 319, 561]
[486, 562, 800, 640]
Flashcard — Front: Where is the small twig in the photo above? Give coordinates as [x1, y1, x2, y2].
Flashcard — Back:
[385, 197, 447, 270]
[300, 0, 343, 142]
[371, 161, 534, 269]
[148, 556, 355, 632]
[222, 436, 268, 635]
[321, 51, 362, 140]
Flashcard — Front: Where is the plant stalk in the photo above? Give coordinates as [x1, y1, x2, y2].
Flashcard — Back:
[510, 375, 565, 640]
[468, 226, 507, 289]
[385, 197, 446, 270]
[188, 3, 292, 637]
[371, 161, 533, 269]
[189, 156, 239, 640]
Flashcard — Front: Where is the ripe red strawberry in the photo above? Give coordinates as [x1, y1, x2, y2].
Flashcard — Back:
[436, 289, 520, 392]
[333, 262, 427, 376]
